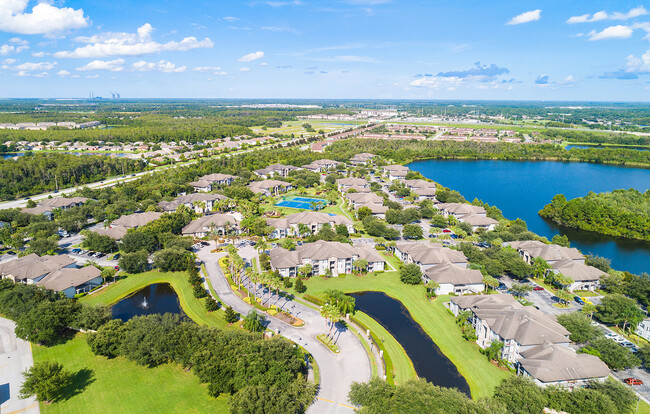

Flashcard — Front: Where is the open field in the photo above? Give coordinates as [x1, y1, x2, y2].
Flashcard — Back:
[80, 271, 232, 330]
[298, 269, 511, 399]
[32, 334, 228, 414]
[251, 120, 365, 135]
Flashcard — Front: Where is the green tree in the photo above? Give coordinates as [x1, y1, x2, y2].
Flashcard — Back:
[493, 376, 547, 414]
[205, 296, 220, 312]
[74, 305, 112, 331]
[224, 306, 240, 323]
[483, 275, 500, 292]
[357, 206, 372, 220]
[243, 310, 265, 332]
[153, 247, 194, 272]
[597, 293, 645, 332]
[509, 283, 532, 298]
[119, 250, 149, 273]
[86, 319, 126, 358]
[19, 361, 73, 403]
[556, 312, 602, 343]
[402, 224, 423, 239]
[294, 278, 307, 293]
[15, 299, 81, 345]
[400, 263, 422, 285]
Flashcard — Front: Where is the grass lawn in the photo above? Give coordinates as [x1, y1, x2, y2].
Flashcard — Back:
[299, 271, 511, 399]
[33, 334, 228, 414]
[351, 311, 416, 384]
[80, 271, 232, 330]
[640, 400, 650, 414]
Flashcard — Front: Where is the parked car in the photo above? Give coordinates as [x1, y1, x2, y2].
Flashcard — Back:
[113, 253, 120, 260]
[625, 378, 643, 385]
[574, 296, 585, 305]
[580, 297, 593, 305]
[533, 286, 544, 291]
[96, 253, 105, 258]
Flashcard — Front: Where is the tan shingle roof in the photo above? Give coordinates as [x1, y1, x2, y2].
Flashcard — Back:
[508, 240, 584, 262]
[519, 342, 609, 383]
[93, 226, 128, 240]
[0, 254, 76, 281]
[266, 211, 352, 229]
[425, 263, 483, 285]
[396, 242, 468, 266]
[38, 266, 101, 292]
[112, 212, 163, 229]
[182, 214, 240, 235]
[158, 193, 230, 211]
[551, 259, 606, 282]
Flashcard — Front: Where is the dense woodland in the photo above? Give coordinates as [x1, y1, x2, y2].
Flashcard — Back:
[0, 153, 148, 200]
[325, 139, 650, 167]
[539, 190, 650, 241]
[349, 376, 637, 414]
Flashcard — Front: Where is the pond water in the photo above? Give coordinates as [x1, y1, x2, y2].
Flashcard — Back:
[350, 291, 470, 396]
[407, 159, 650, 274]
[111, 283, 184, 321]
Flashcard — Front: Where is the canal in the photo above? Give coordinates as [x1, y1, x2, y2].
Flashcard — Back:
[408, 159, 650, 274]
[350, 291, 470, 396]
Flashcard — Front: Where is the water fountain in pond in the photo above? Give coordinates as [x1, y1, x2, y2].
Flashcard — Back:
[139, 297, 149, 309]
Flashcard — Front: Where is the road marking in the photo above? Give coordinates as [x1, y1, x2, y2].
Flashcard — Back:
[1, 402, 40, 414]
[316, 397, 356, 410]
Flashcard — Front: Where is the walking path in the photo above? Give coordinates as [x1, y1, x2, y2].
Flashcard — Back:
[197, 244, 371, 414]
[0, 318, 39, 414]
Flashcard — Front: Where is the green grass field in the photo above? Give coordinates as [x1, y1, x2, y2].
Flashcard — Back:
[32, 334, 229, 414]
[251, 120, 364, 136]
[80, 271, 232, 329]
[298, 269, 511, 399]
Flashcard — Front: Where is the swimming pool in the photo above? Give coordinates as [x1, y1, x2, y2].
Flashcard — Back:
[276, 196, 327, 210]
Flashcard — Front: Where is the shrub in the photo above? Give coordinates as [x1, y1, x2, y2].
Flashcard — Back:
[303, 294, 324, 306]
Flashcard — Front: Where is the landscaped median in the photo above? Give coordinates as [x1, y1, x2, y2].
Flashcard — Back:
[299, 271, 511, 399]
[80, 270, 232, 329]
[316, 334, 340, 353]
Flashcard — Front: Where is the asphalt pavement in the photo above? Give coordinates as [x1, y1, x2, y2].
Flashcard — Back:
[0, 317, 39, 414]
[197, 243, 371, 414]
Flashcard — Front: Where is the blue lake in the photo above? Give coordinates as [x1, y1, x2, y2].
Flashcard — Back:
[407, 159, 650, 274]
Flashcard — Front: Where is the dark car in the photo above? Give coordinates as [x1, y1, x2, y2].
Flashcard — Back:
[113, 253, 121, 260]
[574, 296, 585, 305]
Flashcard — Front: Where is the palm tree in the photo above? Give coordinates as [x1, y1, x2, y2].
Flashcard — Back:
[250, 271, 262, 298]
[352, 259, 368, 274]
[337, 295, 356, 316]
[483, 275, 499, 292]
[330, 309, 342, 343]
[243, 310, 265, 332]
[320, 303, 338, 339]
[256, 240, 269, 255]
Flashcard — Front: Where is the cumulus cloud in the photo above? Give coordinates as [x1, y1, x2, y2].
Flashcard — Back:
[0, 42, 28, 55]
[239, 66, 250, 72]
[0, 0, 89, 35]
[626, 50, 650, 73]
[238, 51, 264, 62]
[535, 74, 549, 84]
[600, 69, 639, 80]
[54, 23, 213, 58]
[567, 6, 648, 23]
[193, 66, 222, 72]
[410, 62, 511, 89]
[132, 60, 186, 73]
[76, 59, 125, 71]
[507, 9, 541, 25]
[57, 69, 70, 77]
[588, 25, 633, 40]
[32, 51, 44, 57]
[14, 61, 56, 71]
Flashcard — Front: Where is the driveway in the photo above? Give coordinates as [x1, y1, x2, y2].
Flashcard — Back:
[500, 275, 577, 316]
[611, 368, 650, 404]
[0, 318, 39, 414]
[197, 244, 371, 414]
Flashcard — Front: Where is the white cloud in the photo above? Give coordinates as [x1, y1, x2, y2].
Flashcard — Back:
[238, 51, 264, 62]
[57, 69, 70, 77]
[568, 7, 648, 23]
[193, 66, 221, 72]
[507, 9, 541, 25]
[239, 67, 250, 72]
[54, 23, 213, 58]
[222, 16, 239, 22]
[259, 62, 268, 66]
[132, 59, 186, 73]
[2, 57, 15, 64]
[0, 43, 28, 55]
[32, 51, 44, 57]
[76, 59, 125, 71]
[410, 76, 464, 89]
[588, 25, 633, 40]
[8, 37, 28, 45]
[14, 61, 56, 71]
[0, 0, 89, 35]
[627, 50, 650, 73]
[311, 55, 381, 63]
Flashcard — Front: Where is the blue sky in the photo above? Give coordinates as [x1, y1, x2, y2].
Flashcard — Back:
[1, 0, 650, 100]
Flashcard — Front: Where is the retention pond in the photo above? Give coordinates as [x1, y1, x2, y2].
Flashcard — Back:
[111, 283, 184, 322]
[350, 291, 470, 396]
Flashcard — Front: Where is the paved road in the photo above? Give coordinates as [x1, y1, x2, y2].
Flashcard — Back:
[197, 243, 371, 414]
[0, 318, 39, 414]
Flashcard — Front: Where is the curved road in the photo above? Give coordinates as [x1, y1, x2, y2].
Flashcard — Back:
[197, 244, 371, 414]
